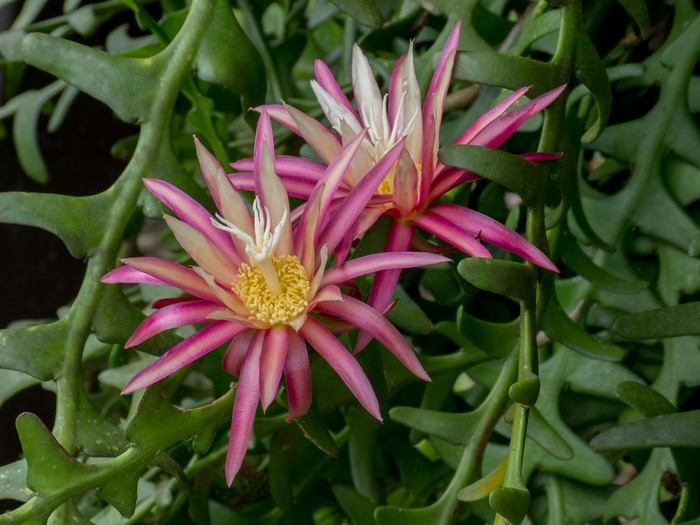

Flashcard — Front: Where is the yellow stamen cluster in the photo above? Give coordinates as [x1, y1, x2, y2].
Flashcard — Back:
[233, 255, 311, 326]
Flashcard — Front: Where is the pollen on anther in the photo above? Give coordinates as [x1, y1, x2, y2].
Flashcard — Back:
[233, 255, 311, 326]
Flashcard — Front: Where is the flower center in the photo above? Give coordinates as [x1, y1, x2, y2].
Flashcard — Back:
[233, 255, 311, 326]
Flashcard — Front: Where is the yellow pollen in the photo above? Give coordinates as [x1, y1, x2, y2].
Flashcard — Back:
[233, 255, 311, 326]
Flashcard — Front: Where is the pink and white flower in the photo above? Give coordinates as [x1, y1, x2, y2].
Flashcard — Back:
[102, 112, 448, 485]
[230, 21, 563, 336]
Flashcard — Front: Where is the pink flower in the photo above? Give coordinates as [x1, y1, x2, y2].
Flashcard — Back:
[230, 21, 563, 337]
[102, 111, 448, 485]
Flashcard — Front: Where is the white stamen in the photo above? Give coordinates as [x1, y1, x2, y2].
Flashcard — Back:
[212, 197, 288, 266]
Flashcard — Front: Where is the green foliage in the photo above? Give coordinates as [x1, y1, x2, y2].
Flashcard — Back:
[3, 0, 700, 524]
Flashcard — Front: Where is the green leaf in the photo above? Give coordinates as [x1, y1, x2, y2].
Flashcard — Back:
[615, 0, 651, 37]
[575, 36, 612, 143]
[614, 302, 700, 340]
[505, 405, 574, 461]
[509, 10, 560, 56]
[542, 299, 627, 361]
[459, 456, 507, 502]
[615, 381, 677, 418]
[126, 386, 234, 453]
[21, 33, 161, 123]
[560, 228, 648, 293]
[0, 320, 67, 381]
[329, 0, 384, 28]
[591, 410, 700, 450]
[0, 369, 40, 409]
[387, 284, 434, 335]
[458, 258, 536, 302]
[0, 460, 30, 503]
[332, 485, 376, 525]
[457, 307, 519, 358]
[452, 52, 560, 98]
[13, 82, 64, 183]
[0, 192, 109, 258]
[294, 400, 340, 457]
[389, 406, 484, 447]
[193, 0, 266, 113]
[439, 145, 547, 207]
[489, 486, 530, 525]
[268, 425, 302, 511]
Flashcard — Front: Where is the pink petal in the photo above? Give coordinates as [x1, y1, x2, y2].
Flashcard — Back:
[357, 221, 414, 351]
[520, 152, 563, 162]
[125, 300, 223, 348]
[257, 104, 301, 135]
[453, 86, 530, 146]
[259, 326, 290, 411]
[316, 295, 430, 381]
[428, 167, 483, 203]
[388, 54, 407, 131]
[393, 148, 420, 218]
[419, 112, 438, 204]
[296, 183, 323, 274]
[164, 215, 240, 286]
[151, 297, 199, 309]
[284, 331, 311, 422]
[102, 266, 169, 287]
[194, 137, 226, 209]
[232, 156, 327, 182]
[411, 211, 492, 258]
[226, 330, 264, 486]
[471, 85, 567, 150]
[285, 103, 342, 164]
[222, 329, 257, 377]
[123, 321, 248, 394]
[430, 203, 558, 272]
[314, 131, 367, 233]
[314, 59, 355, 114]
[144, 179, 242, 266]
[421, 21, 461, 164]
[118, 257, 220, 303]
[321, 252, 449, 287]
[319, 137, 406, 254]
[299, 316, 381, 421]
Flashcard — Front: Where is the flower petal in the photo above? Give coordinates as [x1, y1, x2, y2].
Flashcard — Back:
[226, 330, 264, 486]
[452, 86, 530, 146]
[321, 251, 449, 287]
[299, 316, 381, 421]
[194, 137, 226, 209]
[123, 321, 247, 394]
[314, 59, 355, 114]
[357, 221, 414, 351]
[284, 330, 311, 422]
[101, 265, 169, 287]
[164, 215, 240, 285]
[319, 137, 406, 255]
[316, 295, 430, 381]
[222, 329, 256, 377]
[352, 44, 386, 140]
[257, 104, 301, 135]
[285, 103, 342, 164]
[411, 211, 492, 258]
[125, 300, 223, 348]
[144, 178, 241, 265]
[311, 80, 363, 136]
[430, 203, 559, 271]
[117, 257, 219, 303]
[471, 85, 566, 150]
[259, 326, 290, 411]
[392, 148, 420, 217]
[231, 155, 327, 183]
